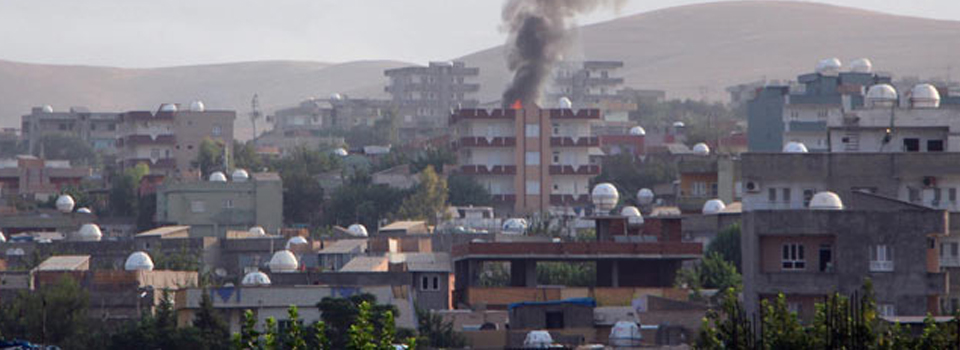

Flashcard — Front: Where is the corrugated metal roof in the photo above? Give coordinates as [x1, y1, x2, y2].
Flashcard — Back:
[320, 239, 367, 254]
[338, 256, 388, 272]
[36, 255, 90, 271]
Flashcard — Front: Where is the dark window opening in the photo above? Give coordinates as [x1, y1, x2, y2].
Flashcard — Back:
[904, 138, 920, 152]
[545, 311, 564, 329]
[928, 140, 944, 152]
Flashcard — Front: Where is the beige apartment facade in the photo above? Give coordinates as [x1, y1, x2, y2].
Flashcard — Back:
[451, 105, 600, 215]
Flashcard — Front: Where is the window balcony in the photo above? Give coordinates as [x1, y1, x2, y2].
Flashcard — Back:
[869, 260, 894, 272]
[550, 136, 600, 147]
[548, 165, 600, 175]
[459, 165, 516, 175]
[453, 136, 516, 148]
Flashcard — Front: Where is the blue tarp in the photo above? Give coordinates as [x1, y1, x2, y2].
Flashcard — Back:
[507, 297, 596, 311]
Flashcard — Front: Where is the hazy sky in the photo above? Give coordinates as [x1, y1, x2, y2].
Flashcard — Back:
[1, 0, 957, 68]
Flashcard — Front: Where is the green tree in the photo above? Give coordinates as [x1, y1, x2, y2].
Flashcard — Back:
[760, 294, 808, 349]
[196, 137, 226, 177]
[233, 140, 265, 172]
[706, 223, 741, 271]
[348, 301, 377, 350]
[410, 147, 456, 173]
[416, 308, 466, 349]
[264, 317, 279, 350]
[312, 320, 330, 350]
[537, 262, 596, 287]
[234, 309, 260, 349]
[676, 252, 742, 300]
[284, 305, 307, 350]
[0, 276, 89, 346]
[397, 166, 448, 225]
[109, 163, 149, 217]
[194, 288, 230, 350]
[324, 173, 408, 230]
[592, 154, 676, 206]
[316, 294, 400, 350]
[39, 134, 98, 166]
[447, 174, 492, 207]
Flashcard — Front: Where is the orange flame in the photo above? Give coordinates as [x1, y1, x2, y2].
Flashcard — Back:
[510, 99, 523, 110]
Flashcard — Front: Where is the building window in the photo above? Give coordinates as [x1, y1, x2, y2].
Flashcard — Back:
[420, 275, 440, 291]
[108, 123, 116, 131]
[212, 125, 222, 137]
[190, 200, 206, 213]
[525, 152, 540, 165]
[150, 148, 161, 159]
[908, 187, 921, 203]
[934, 188, 942, 205]
[869, 245, 894, 272]
[223, 199, 234, 209]
[525, 124, 540, 138]
[526, 181, 540, 195]
[903, 138, 920, 152]
[781, 243, 805, 270]
[552, 151, 560, 164]
[768, 188, 777, 202]
[782, 188, 791, 203]
[552, 123, 560, 136]
[545, 311, 565, 329]
[787, 302, 801, 315]
[710, 183, 718, 196]
[803, 189, 815, 207]
[928, 140, 944, 152]
[692, 182, 707, 196]
[950, 188, 957, 202]
[878, 304, 896, 317]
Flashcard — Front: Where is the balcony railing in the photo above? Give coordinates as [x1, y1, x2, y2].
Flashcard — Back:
[491, 194, 517, 203]
[869, 260, 894, 272]
[118, 134, 175, 147]
[550, 136, 600, 147]
[453, 136, 516, 148]
[549, 194, 590, 206]
[548, 165, 600, 175]
[459, 165, 517, 175]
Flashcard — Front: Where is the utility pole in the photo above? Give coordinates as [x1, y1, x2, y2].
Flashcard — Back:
[250, 94, 262, 140]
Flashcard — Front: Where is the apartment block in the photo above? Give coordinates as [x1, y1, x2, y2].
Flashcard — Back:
[117, 104, 234, 178]
[155, 172, 282, 237]
[385, 61, 480, 132]
[0, 156, 90, 200]
[548, 61, 625, 106]
[742, 191, 947, 320]
[450, 105, 601, 215]
[20, 106, 120, 156]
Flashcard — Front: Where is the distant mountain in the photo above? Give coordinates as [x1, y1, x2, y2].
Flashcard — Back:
[460, 1, 960, 104]
[4, 1, 960, 135]
[0, 59, 411, 138]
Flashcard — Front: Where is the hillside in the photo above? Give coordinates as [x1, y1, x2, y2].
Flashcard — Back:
[460, 1, 960, 103]
[0, 59, 410, 137]
[4, 1, 960, 135]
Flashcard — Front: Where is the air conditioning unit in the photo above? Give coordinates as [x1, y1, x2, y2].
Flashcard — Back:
[923, 176, 937, 188]
[745, 181, 761, 193]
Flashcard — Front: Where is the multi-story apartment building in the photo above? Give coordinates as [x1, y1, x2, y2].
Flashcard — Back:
[384, 61, 480, 133]
[548, 61, 625, 106]
[747, 58, 892, 152]
[21, 106, 121, 156]
[155, 171, 282, 238]
[742, 190, 947, 320]
[676, 154, 741, 214]
[0, 156, 90, 200]
[117, 103, 234, 178]
[450, 105, 601, 215]
[741, 152, 960, 314]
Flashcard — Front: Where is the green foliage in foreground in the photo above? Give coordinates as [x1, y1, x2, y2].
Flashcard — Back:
[696, 280, 960, 349]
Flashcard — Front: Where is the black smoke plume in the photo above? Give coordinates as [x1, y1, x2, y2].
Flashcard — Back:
[501, 0, 621, 108]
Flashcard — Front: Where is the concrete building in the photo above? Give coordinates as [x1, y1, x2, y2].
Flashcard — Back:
[450, 105, 602, 215]
[676, 154, 741, 214]
[385, 61, 480, 133]
[20, 106, 121, 157]
[747, 58, 892, 152]
[117, 103, 235, 178]
[741, 191, 947, 320]
[548, 61, 625, 107]
[155, 172, 282, 237]
[0, 156, 90, 200]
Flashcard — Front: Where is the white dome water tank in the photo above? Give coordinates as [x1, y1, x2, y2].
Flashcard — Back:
[866, 84, 898, 108]
[810, 191, 844, 210]
[124, 251, 155, 271]
[620, 206, 644, 225]
[850, 58, 873, 73]
[629, 126, 646, 136]
[637, 188, 655, 205]
[673, 121, 685, 129]
[523, 330, 554, 348]
[0, 231, 5, 243]
[911, 84, 941, 108]
[159, 103, 178, 113]
[592, 183, 620, 212]
[783, 142, 809, 153]
[334, 148, 349, 157]
[232, 169, 250, 182]
[816, 58, 842, 76]
[77, 223, 103, 242]
[189, 100, 205, 112]
[268, 250, 299, 273]
[347, 224, 368, 237]
[76, 207, 93, 214]
[502, 218, 528, 234]
[702, 199, 726, 215]
[558, 97, 573, 109]
[249, 226, 266, 236]
[56, 195, 75, 213]
[609, 321, 643, 347]
[241, 271, 271, 286]
[209, 171, 228, 182]
[286, 236, 309, 249]
[693, 143, 710, 156]
[41, 105, 54, 113]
